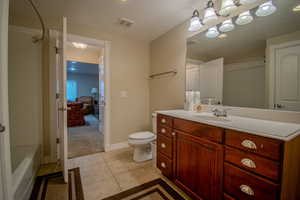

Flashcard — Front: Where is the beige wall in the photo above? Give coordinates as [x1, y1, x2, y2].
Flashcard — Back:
[150, 22, 189, 112]
[8, 26, 43, 147]
[67, 24, 151, 144]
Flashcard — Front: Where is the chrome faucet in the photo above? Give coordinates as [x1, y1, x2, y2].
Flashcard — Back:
[212, 108, 230, 117]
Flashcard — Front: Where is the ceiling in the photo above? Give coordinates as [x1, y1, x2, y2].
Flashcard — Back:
[9, 0, 207, 42]
[67, 61, 99, 75]
[187, 0, 300, 63]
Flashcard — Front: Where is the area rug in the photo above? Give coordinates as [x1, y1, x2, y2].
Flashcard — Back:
[30, 168, 84, 200]
[102, 178, 186, 200]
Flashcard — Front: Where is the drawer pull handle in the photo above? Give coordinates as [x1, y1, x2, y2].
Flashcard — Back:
[161, 162, 166, 168]
[241, 140, 257, 150]
[161, 119, 166, 123]
[241, 158, 256, 168]
[161, 143, 166, 148]
[240, 184, 254, 196]
[161, 128, 166, 133]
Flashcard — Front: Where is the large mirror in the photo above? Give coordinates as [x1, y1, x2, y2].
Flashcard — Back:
[186, 0, 300, 112]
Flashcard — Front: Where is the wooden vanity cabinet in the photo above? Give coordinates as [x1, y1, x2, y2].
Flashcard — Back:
[156, 114, 300, 200]
[174, 130, 223, 200]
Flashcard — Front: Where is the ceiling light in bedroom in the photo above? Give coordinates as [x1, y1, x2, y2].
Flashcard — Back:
[255, 0, 277, 17]
[219, 0, 237, 16]
[69, 67, 77, 71]
[189, 10, 203, 32]
[236, 11, 253, 25]
[219, 19, 235, 32]
[206, 26, 220, 38]
[72, 42, 88, 49]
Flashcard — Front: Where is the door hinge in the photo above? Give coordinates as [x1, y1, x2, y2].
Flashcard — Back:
[0, 124, 5, 133]
[56, 138, 60, 144]
[56, 93, 60, 99]
[55, 46, 60, 54]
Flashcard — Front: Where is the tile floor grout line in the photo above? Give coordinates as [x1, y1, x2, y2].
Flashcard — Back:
[103, 155, 123, 192]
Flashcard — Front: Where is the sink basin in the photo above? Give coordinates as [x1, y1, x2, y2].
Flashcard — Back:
[192, 113, 231, 122]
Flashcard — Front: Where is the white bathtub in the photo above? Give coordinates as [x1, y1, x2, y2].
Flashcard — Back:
[11, 145, 41, 200]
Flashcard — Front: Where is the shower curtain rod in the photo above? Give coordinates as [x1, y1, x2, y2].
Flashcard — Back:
[27, 0, 45, 43]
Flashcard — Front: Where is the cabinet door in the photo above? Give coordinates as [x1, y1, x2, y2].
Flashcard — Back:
[174, 130, 223, 200]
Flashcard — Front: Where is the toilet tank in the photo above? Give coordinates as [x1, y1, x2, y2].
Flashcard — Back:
[152, 113, 157, 134]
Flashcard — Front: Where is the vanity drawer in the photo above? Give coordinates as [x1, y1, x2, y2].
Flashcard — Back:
[157, 152, 173, 178]
[173, 118, 223, 143]
[157, 134, 172, 158]
[157, 114, 173, 127]
[224, 163, 279, 200]
[157, 124, 173, 138]
[225, 130, 282, 161]
[225, 146, 280, 181]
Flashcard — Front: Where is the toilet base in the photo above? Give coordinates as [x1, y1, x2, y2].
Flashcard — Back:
[133, 144, 153, 162]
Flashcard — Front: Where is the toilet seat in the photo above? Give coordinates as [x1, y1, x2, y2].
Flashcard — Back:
[129, 131, 155, 140]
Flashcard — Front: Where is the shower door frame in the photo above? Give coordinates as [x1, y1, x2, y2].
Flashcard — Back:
[0, 0, 13, 199]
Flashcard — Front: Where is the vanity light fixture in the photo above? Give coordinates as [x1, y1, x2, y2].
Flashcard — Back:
[219, 0, 237, 16]
[206, 26, 220, 38]
[189, 10, 203, 32]
[255, 0, 277, 17]
[240, 0, 258, 5]
[236, 10, 253, 25]
[203, 0, 218, 24]
[72, 42, 88, 49]
[219, 19, 235, 32]
[292, 2, 300, 12]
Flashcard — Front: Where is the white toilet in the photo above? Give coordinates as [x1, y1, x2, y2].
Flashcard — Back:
[128, 113, 157, 162]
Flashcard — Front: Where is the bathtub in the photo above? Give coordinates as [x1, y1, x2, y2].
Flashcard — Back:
[11, 145, 41, 200]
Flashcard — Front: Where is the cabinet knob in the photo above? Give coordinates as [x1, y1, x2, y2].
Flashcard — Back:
[241, 140, 257, 150]
[161, 118, 166, 123]
[161, 143, 166, 148]
[241, 158, 256, 168]
[172, 132, 176, 136]
[161, 128, 166, 133]
[161, 162, 166, 168]
[240, 184, 254, 196]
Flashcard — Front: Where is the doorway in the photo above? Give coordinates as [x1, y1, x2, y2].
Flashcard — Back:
[66, 38, 105, 158]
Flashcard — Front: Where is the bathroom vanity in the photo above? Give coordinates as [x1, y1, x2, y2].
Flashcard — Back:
[156, 110, 300, 200]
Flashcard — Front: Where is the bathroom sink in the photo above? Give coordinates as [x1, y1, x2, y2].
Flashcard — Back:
[192, 112, 231, 123]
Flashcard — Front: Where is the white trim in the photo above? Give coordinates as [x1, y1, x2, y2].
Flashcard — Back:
[224, 59, 265, 72]
[186, 58, 203, 65]
[67, 34, 105, 48]
[0, 0, 13, 199]
[105, 142, 129, 152]
[268, 40, 300, 109]
[103, 41, 111, 152]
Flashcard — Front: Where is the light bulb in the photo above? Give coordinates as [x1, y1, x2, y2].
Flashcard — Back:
[189, 10, 203, 32]
[219, 19, 235, 32]
[203, 7, 218, 24]
[256, 0, 277, 17]
[206, 26, 219, 38]
[219, 0, 237, 16]
[236, 11, 253, 25]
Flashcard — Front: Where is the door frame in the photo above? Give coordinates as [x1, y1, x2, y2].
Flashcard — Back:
[268, 40, 300, 109]
[0, 0, 13, 199]
[50, 33, 111, 158]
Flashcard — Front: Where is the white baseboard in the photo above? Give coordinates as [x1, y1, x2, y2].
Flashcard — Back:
[105, 141, 129, 152]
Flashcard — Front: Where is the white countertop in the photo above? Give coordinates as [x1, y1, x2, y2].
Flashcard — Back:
[156, 110, 300, 141]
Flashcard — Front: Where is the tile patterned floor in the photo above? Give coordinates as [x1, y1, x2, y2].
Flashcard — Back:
[68, 115, 104, 158]
[68, 147, 161, 200]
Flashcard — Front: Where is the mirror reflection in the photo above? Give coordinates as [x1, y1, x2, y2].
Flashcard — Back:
[186, 0, 300, 111]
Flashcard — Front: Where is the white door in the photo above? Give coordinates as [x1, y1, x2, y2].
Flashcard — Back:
[275, 43, 300, 111]
[0, 0, 12, 199]
[58, 17, 68, 183]
[199, 58, 224, 104]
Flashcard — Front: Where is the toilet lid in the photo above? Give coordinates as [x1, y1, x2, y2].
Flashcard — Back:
[129, 131, 155, 140]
